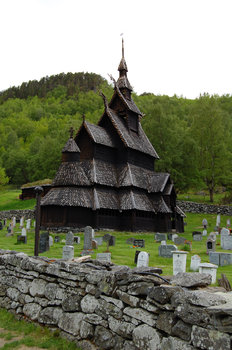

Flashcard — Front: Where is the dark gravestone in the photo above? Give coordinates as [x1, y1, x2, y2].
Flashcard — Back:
[16, 219, 20, 224]
[134, 250, 141, 264]
[103, 234, 116, 251]
[0, 222, 2, 230]
[39, 232, 49, 253]
[54, 236, 60, 243]
[133, 239, 145, 248]
[109, 235, 116, 246]
[74, 236, 80, 244]
[17, 235, 27, 244]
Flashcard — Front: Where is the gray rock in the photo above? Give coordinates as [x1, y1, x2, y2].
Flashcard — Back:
[161, 336, 194, 350]
[100, 294, 124, 309]
[127, 281, 154, 296]
[132, 324, 162, 350]
[97, 298, 123, 320]
[191, 325, 231, 350]
[123, 307, 156, 327]
[38, 307, 63, 324]
[94, 326, 115, 349]
[156, 311, 176, 334]
[108, 316, 135, 338]
[171, 320, 192, 341]
[148, 285, 182, 304]
[171, 272, 211, 288]
[62, 293, 81, 311]
[116, 290, 140, 307]
[18, 294, 34, 305]
[175, 303, 211, 326]
[76, 340, 98, 350]
[139, 299, 159, 313]
[58, 312, 84, 336]
[83, 313, 107, 327]
[6, 287, 20, 301]
[186, 290, 227, 307]
[45, 283, 64, 300]
[81, 294, 99, 313]
[80, 320, 94, 339]
[29, 278, 47, 297]
[23, 303, 41, 320]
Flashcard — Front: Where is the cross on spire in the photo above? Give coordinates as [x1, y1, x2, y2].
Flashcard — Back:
[82, 114, 86, 123]
[69, 127, 74, 138]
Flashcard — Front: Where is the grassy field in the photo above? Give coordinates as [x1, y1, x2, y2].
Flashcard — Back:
[0, 186, 35, 211]
[0, 212, 232, 282]
[0, 308, 79, 349]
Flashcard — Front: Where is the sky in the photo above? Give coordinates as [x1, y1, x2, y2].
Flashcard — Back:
[1, 0, 232, 99]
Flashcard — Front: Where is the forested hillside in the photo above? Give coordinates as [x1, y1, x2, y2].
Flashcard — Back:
[1, 72, 232, 202]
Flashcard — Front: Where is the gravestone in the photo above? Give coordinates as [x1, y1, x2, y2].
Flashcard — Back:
[209, 252, 232, 267]
[12, 217, 16, 227]
[3, 218, 7, 227]
[21, 228, 27, 236]
[216, 214, 221, 228]
[81, 226, 93, 255]
[221, 228, 232, 250]
[134, 250, 141, 264]
[172, 251, 188, 275]
[17, 235, 27, 244]
[167, 233, 174, 240]
[174, 236, 186, 245]
[155, 233, 167, 242]
[103, 234, 116, 251]
[20, 217, 24, 228]
[96, 253, 111, 263]
[54, 236, 60, 243]
[206, 237, 216, 254]
[209, 252, 220, 265]
[126, 237, 135, 244]
[95, 237, 103, 246]
[171, 234, 178, 242]
[209, 232, 216, 240]
[133, 239, 145, 248]
[0, 222, 2, 230]
[159, 244, 178, 258]
[161, 240, 166, 245]
[85, 226, 94, 239]
[202, 229, 207, 236]
[109, 235, 116, 246]
[202, 218, 208, 228]
[192, 231, 202, 241]
[62, 245, 74, 260]
[92, 240, 98, 250]
[137, 251, 149, 268]
[199, 263, 218, 284]
[73, 236, 80, 244]
[26, 219, 31, 231]
[66, 231, 74, 245]
[39, 232, 49, 253]
[49, 236, 54, 247]
[190, 255, 201, 271]
[6, 224, 13, 237]
[227, 219, 231, 227]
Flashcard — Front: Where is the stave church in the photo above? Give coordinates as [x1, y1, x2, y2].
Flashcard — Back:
[40, 41, 185, 232]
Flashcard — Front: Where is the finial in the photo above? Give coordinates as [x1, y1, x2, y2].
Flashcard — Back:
[69, 127, 74, 138]
[99, 90, 108, 110]
[82, 114, 86, 123]
[122, 37, 124, 58]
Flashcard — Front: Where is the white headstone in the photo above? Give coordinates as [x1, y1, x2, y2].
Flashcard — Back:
[199, 262, 218, 284]
[202, 218, 208, 227]
[20, 217, 24, 228]
[161, 240, 166, 246]
[62, 245, 74, 260]
[96, 253, 111, 262]
[12, 217, 16, 227]
[216, 214, 221, 227]
[190, 255, 201, 271]
[49, 236, 54, 247]
[221, 227, 230, 249]
[202, 229, 207, 236]
[66, 231, 74, 245]
[172, 234, 178, 242]
[172, 251, 188, 275]
[137, 252, 149, 268]
[227, 219, 231, 227]
[21, 228, 27, 237]
[26, 219, 31, 230]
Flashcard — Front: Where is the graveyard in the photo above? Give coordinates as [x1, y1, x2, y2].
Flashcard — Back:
[0, 211, 232, 282]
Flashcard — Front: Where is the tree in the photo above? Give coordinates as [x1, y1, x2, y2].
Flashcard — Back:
[0, 167, 9, 186]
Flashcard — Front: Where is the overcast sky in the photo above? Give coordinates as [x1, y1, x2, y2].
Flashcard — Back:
[1, 0, 232, 99]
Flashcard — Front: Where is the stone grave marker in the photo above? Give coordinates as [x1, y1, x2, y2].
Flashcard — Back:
[134, 250, 141, 264]
[66, 231, 74, 245]
[85, 226, 94, 239]
[6, 224, 13, 237]
[190, 255, 201, 271]
[167, 233, 174, 240]
[174, 236, 186, 245]
[74, 236, 80, 244]
[0, 221, 2, 230]
[171, 234, 178, 242]
[21, 228, 27, 236]
[92, 240, 98, 250]
[209, 252, 220, 266]
[199, 262, 218, 284]
[192, 231, 202, 241]
[206, 237, 216, 255]
[81, 226, 93, 255]
[202, 229, 207, 236]
[103, 234, 115, 251]
[216, 214, 221, 228]
[26, 219, 31, 231]
[209, 252, 232, 267]
[155, 233, 167, 242]
[173, 251, 188, 275]
[3, 218, 7, 227]
[161, 240, 166, 245]
[227, 219, 231, 228]
[95, 237, 103, 246]
[109, 235, 116, 246]
[221, 228, 232, 250]
[159, 244, 178, 258]
[17, 235, 27, 244]
[49, 236, 54, 247]
[54, 236, 60, 243]
[62, 245, 74, 260]
[137, 251, 149, 267]
[39, 232, 49, 253]
[209, 232, 217, 240]
[202, 218, 208, 228]
[96, 253, 111, 263]
[12, 217, 16, 227]
[133, 239, 145, 248]
[20, 217, 24, 228]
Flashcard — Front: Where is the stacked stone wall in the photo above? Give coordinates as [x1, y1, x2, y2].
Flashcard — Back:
[0, 250, 231, 350]
[177, 200, 232, 215]
[0, 209, 35, 220]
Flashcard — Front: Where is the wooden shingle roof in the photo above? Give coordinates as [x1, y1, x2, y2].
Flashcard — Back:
[84, 122, 116, 148]
[62, 138, 80, 153]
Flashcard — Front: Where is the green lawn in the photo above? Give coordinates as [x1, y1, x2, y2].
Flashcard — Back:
[0, 212, 232, 282]
[0, 186, 35, 211]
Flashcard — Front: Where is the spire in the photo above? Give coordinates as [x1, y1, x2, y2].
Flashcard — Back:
[117, 37, 133, 91]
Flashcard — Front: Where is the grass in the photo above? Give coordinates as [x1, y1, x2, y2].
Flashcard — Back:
[0, 308, 80, 349]
[0, 186, 35, 211]
[0, 212, 232, 282]
[177, 190, 230, 205]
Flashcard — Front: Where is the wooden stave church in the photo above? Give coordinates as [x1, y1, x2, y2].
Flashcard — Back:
[40, 41, 185, 232]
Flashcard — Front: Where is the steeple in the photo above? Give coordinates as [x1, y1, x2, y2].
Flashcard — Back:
[117, 38, 133, 92]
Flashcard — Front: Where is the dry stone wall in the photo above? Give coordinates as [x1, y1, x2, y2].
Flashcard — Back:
[0, 209, 34, 220]
[0, 250, 232, 350]
[177, 200, 232, 215]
